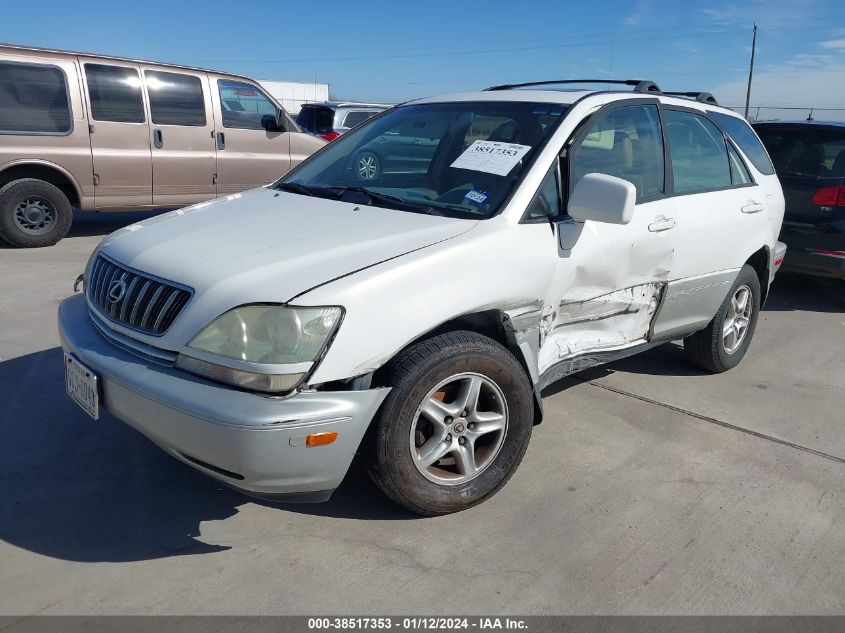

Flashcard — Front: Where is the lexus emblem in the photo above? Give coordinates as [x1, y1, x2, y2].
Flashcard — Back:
[107, 279, 127, 303]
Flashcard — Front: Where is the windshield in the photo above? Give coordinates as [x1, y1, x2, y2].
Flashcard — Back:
[280, 101, 567, 219]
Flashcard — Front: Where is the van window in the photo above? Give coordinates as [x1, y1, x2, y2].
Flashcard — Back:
[708, 111, 775, 175]
[145, 71, 206, 126]
[569, 104, 665, 203]
[0, 61, 71, 134]
[665, 110, 731, 193]
[218, 80, 278, 130]
[85, 64, 145, 123]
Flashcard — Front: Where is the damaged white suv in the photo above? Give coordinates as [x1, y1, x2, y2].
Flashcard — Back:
[59, 80, 786, 515]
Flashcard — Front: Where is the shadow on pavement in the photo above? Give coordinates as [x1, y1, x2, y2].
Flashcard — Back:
[0, 347, 413, 563]
[69, 210, 171, 239]
[763, 272, 844, 313]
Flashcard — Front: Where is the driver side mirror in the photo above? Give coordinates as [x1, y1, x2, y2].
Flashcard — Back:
[568, 173, 636, 225]
[261, 113, 285, 133]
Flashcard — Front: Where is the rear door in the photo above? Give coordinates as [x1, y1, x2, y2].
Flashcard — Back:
[210, 76, 291, 195]
[650, 107, 768, 339]
[141, 66, 217, 207]
[80, 60, 152, 208]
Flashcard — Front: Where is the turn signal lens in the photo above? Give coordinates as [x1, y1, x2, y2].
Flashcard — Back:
[306, 431, 338, 447]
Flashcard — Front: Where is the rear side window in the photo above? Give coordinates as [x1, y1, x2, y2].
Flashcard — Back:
[342, 110, 376, 128]
[145, 70, 206, 126]
[569, 104, 665, 203]
[665, 110, 731, 193]
[708, 111, 775, 175]
[727, 143, 753, 185]
[0, 61, 71, 134]
[85, 64, 145, 123]
[296, 106, 334, 134]
[218, 80, 278, 130]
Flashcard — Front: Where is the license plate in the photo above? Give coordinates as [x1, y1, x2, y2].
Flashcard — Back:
[64, 353, 99, 420]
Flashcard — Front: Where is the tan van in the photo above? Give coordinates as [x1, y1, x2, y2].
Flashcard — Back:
[0, 44, 325, 247]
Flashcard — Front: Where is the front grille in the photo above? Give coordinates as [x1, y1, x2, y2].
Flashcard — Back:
[87, 254, 192, 336]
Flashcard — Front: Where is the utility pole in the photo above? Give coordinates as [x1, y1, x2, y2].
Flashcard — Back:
[744, 23, 757, 119]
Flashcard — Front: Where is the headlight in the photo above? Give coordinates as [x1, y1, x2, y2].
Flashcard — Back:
[176, 304, 342, 393]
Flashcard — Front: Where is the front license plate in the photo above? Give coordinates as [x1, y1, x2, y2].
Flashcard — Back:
[64, 353, 99, 420]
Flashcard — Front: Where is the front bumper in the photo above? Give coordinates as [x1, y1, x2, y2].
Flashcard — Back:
[58, 294, 390, 502]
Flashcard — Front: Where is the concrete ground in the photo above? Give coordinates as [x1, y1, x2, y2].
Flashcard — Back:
[0, 211, 843, 615]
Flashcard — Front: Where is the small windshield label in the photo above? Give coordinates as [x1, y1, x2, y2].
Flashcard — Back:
[464, 190, 489, 205]
[450, 140, 532, 176]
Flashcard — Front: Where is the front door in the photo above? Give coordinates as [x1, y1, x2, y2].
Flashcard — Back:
[141, 66, 217, 207]
[210, 76, 291, 195]
[538, 101, 676, 379]
[81, 60, 152, 208]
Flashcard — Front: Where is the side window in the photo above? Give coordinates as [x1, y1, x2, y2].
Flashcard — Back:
[727, 142, 753, 185]
[665, 110, 731, 193]
[145, 71, 206, 126]
[569, 104, 664, 203]
[85, 64, 145, 123]
[708, 111, 775, 175]
[343, 110, 375, 128]
[218, 80, 278, 130]
[524, 164, 561, 222]
[0, 61, 71, 134]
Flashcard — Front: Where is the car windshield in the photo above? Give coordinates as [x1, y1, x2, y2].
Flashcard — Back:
[279, 101, 567, 219]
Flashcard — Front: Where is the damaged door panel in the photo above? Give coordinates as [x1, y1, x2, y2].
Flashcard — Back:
[538, 282, 664, 375]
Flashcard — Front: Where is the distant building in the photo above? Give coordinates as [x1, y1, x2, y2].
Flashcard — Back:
[258, 80, 330, 115]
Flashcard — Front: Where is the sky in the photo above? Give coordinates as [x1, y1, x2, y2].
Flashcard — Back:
[2, 0, 845, 119]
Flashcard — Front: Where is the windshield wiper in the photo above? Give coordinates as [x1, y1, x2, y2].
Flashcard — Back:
[327, 186, 444, 216]
[275, 181, 315, 196]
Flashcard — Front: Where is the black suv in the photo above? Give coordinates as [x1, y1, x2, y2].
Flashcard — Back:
[753, 121, 845, 281]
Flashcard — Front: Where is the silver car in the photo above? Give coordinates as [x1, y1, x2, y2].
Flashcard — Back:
[295, 102, 387, 141]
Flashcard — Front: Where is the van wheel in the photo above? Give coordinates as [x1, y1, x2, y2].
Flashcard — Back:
[366, 331, 534, 516]
[0, 179, 73, 248]
[683, 264, 761, 373]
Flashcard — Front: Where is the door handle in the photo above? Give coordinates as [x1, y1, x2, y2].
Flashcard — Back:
[741, 200, 765, 214]
[153, 129, 163, 149]
[217, 132, 225, 150]
[648, 217, 676, 232]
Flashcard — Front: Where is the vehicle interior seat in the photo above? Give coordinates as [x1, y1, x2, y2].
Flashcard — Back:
[788, 145, 829, 176]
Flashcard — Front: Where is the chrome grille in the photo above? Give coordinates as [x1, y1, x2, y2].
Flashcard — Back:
[87, 254, 192, 336]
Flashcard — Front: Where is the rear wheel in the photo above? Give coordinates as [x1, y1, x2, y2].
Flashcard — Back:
[0, 179, 73, 247]
[355, 151, 380, 180]
[684, 264, 761, 372]
[366, 331, 534, 515]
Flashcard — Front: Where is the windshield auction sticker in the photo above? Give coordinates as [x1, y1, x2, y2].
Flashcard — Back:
[450, 140, 532, 176]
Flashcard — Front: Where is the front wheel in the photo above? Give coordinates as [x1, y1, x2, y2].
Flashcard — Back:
[683, 264, 761, 372]
[366, 331, 534, 516]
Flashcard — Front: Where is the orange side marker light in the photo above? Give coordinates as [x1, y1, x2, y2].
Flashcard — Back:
[306, 431, 338, 447]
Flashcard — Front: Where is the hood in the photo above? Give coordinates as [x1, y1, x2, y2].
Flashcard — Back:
[99, 187, 477, 307]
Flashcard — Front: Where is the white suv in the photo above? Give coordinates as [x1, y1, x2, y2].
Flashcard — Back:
[58, 79, 786, 515]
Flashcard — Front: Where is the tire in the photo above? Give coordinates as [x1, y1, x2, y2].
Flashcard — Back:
[355, 151, 381, 180]
[0, 179, 73, 248]
[365, 331, 534, 516]
[683, 264, 761, 373]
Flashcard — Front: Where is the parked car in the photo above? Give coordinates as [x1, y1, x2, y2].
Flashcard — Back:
[58, 79, 785, 515]
[752, 120, 845, 281]
[296, 102, 387, 141]
[0, 43, 325, 247]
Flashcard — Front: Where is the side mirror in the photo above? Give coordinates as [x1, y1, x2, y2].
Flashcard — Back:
[261, 113, 284, 133]
[568, 173, 636, 225]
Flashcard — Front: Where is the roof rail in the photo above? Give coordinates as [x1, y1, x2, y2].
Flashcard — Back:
[663, 91, 719, 105]
[483, 79, 662, 94]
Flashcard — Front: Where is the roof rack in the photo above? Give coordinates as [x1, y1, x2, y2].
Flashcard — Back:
[663, 91, 719, 105]
[484, 79, 662, 94]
